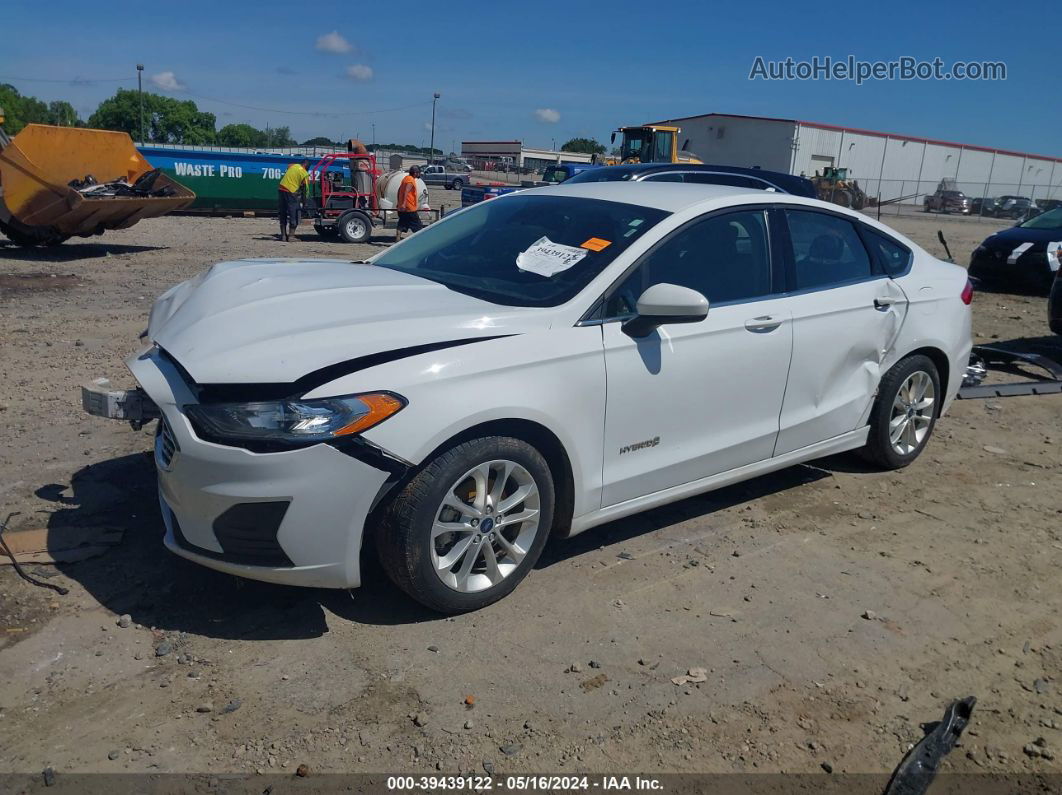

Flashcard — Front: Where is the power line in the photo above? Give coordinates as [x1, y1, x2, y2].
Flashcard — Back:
[0, 75, 133, 84]
[2, 73, 433, 120]
[184, 92, 432, 118]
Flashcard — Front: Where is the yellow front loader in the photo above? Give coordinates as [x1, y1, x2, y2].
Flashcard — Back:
[0, 116, 193, 247]
[602, 125, 702, 166]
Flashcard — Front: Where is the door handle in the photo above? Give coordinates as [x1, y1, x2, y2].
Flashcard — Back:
[874, 296, 898, 310]
[744, 315, 782, 333]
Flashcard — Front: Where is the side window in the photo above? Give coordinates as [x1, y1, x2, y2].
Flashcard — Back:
[862, 227, 912, 276]
[605, 210, 772, 316]
[785, 210, 872, 290]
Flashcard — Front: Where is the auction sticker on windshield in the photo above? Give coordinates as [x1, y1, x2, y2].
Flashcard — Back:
[516, 236, 588, 277]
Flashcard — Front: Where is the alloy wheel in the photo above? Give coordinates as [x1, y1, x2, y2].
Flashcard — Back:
[889, 370, 935, 456]
[430, 459, 541, 593]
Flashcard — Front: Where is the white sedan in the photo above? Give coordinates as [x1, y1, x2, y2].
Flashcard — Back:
[90, 182, 972, 612]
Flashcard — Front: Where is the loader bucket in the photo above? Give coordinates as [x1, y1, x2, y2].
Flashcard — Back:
[0, 124, 194, 245]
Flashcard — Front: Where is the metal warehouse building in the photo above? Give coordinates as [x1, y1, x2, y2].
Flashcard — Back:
[649, 113, 1062, 205]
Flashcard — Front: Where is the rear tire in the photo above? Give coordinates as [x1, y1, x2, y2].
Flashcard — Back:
[858, 355, 941, 470]
[451, 178, 464, 191]
[376, 436, 554, 613]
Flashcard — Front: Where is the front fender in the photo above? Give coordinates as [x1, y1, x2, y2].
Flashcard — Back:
[310, 328, 607, 518]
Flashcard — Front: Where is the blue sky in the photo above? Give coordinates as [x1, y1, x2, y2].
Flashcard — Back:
[2, 0, 1058, 155]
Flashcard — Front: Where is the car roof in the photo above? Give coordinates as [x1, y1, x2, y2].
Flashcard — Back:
[521, 181, 922, 249]
[527, 180, 799, 212]
[565, 162, 817, 197]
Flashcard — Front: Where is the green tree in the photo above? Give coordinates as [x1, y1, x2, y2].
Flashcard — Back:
[218, 123, 266, 148]
[47, 100, 80, 127]
[302, 136, 338, 147]
[0, 83, 51, 134]
[561, 137, 605, 155]
[88, 89, 215, 144]
[262, 126, 295, 147]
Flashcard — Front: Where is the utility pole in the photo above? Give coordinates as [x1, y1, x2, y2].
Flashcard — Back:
[136, 64, 145, 143]
[430, 92, 440, 164]
[372, 122, 375, 149]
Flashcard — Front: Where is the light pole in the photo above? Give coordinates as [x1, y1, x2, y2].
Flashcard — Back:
[430, 92, 440, 164]
[136, 64, 145, 143]
[371, 122, 375, 150]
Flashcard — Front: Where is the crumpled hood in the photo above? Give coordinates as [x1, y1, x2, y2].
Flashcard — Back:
[149, 258, 543, 384]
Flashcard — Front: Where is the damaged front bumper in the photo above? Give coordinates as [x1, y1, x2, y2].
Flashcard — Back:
[81, 378, 160, 429]
[80, 347, 397, 589]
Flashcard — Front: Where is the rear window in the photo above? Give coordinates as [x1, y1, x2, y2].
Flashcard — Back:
[786, 210, 873, 290]
[861, 227, 912, 276]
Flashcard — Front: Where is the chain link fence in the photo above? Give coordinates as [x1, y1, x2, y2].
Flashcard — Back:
[818, 175, 1062, 221]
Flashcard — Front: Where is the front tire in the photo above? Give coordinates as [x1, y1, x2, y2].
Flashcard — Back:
[858, 355, 941, 470]
[377, 436, 554, 613]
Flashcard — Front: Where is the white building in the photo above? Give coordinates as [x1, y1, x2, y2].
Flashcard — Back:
[648, 113, 1062, 204]
[461, 141, 594, 172]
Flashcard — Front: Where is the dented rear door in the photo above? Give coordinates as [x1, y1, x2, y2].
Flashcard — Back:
[772, 208, 909, 456]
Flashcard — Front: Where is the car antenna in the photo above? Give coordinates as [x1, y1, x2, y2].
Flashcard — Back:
[936, 230, 954, 263]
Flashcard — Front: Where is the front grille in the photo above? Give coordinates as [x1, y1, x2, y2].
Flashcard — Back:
[157, 419, 178, 468]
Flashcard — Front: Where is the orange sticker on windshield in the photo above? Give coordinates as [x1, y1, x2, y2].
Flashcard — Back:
[581, 237, 612, 252]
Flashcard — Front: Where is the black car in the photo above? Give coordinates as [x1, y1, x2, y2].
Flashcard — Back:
[970, 196, 1001, 217]
[969, 207, 1062, 293]
[564, 162, 817, 198]
[1050, 270, 1062, 334]
[994, 195, 1041, 221]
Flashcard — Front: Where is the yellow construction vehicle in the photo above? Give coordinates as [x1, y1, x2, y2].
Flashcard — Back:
[0, 118, 193, 247]
[602, 125, 703, 165]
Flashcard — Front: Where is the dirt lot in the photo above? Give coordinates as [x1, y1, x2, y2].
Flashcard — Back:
[0, 194, 1060, 783]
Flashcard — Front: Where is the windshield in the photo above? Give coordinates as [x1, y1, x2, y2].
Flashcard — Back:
[620, 130, 652, 162]
[372, 194, 669, 307]
[1020, 207, 1062, 229]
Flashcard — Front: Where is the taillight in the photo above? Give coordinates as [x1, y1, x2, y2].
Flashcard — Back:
[961, 278, 974, 305]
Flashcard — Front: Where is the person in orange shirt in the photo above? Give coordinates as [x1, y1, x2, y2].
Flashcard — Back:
[395, 165, 423, 241]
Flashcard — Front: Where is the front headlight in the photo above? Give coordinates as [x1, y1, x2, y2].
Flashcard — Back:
[185, 392, 405, 444]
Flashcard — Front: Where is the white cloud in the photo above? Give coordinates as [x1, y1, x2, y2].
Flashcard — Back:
[150, 71, 185, 91]
[316, 31, 353, 53]
[345, 64, 374, 82]
[534, 108, 560, 124]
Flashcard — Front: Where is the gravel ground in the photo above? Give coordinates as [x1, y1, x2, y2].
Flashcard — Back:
[0, 193, 1060, 781]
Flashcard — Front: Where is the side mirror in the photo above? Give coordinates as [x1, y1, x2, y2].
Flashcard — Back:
[610, 132, 616, 144]
[622, 283, 708, 337]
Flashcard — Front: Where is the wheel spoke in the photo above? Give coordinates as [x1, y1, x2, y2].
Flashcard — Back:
[493, 532, 526, 564]
[889, 415, 908, 445]
[453, 539, 482, 589]
[432, 519, 472, 541]
[443, 491, 481, 519]
[481, 542, 503, 585]
[912, 395, 934, 411]
[488, 461, 513, 509]
[497, 507, 539, 528]
[471, 464, 491, 514]
[436, 535, 474, 572]
[498, 482, 535, 514]
[904, 418, 918, 450]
